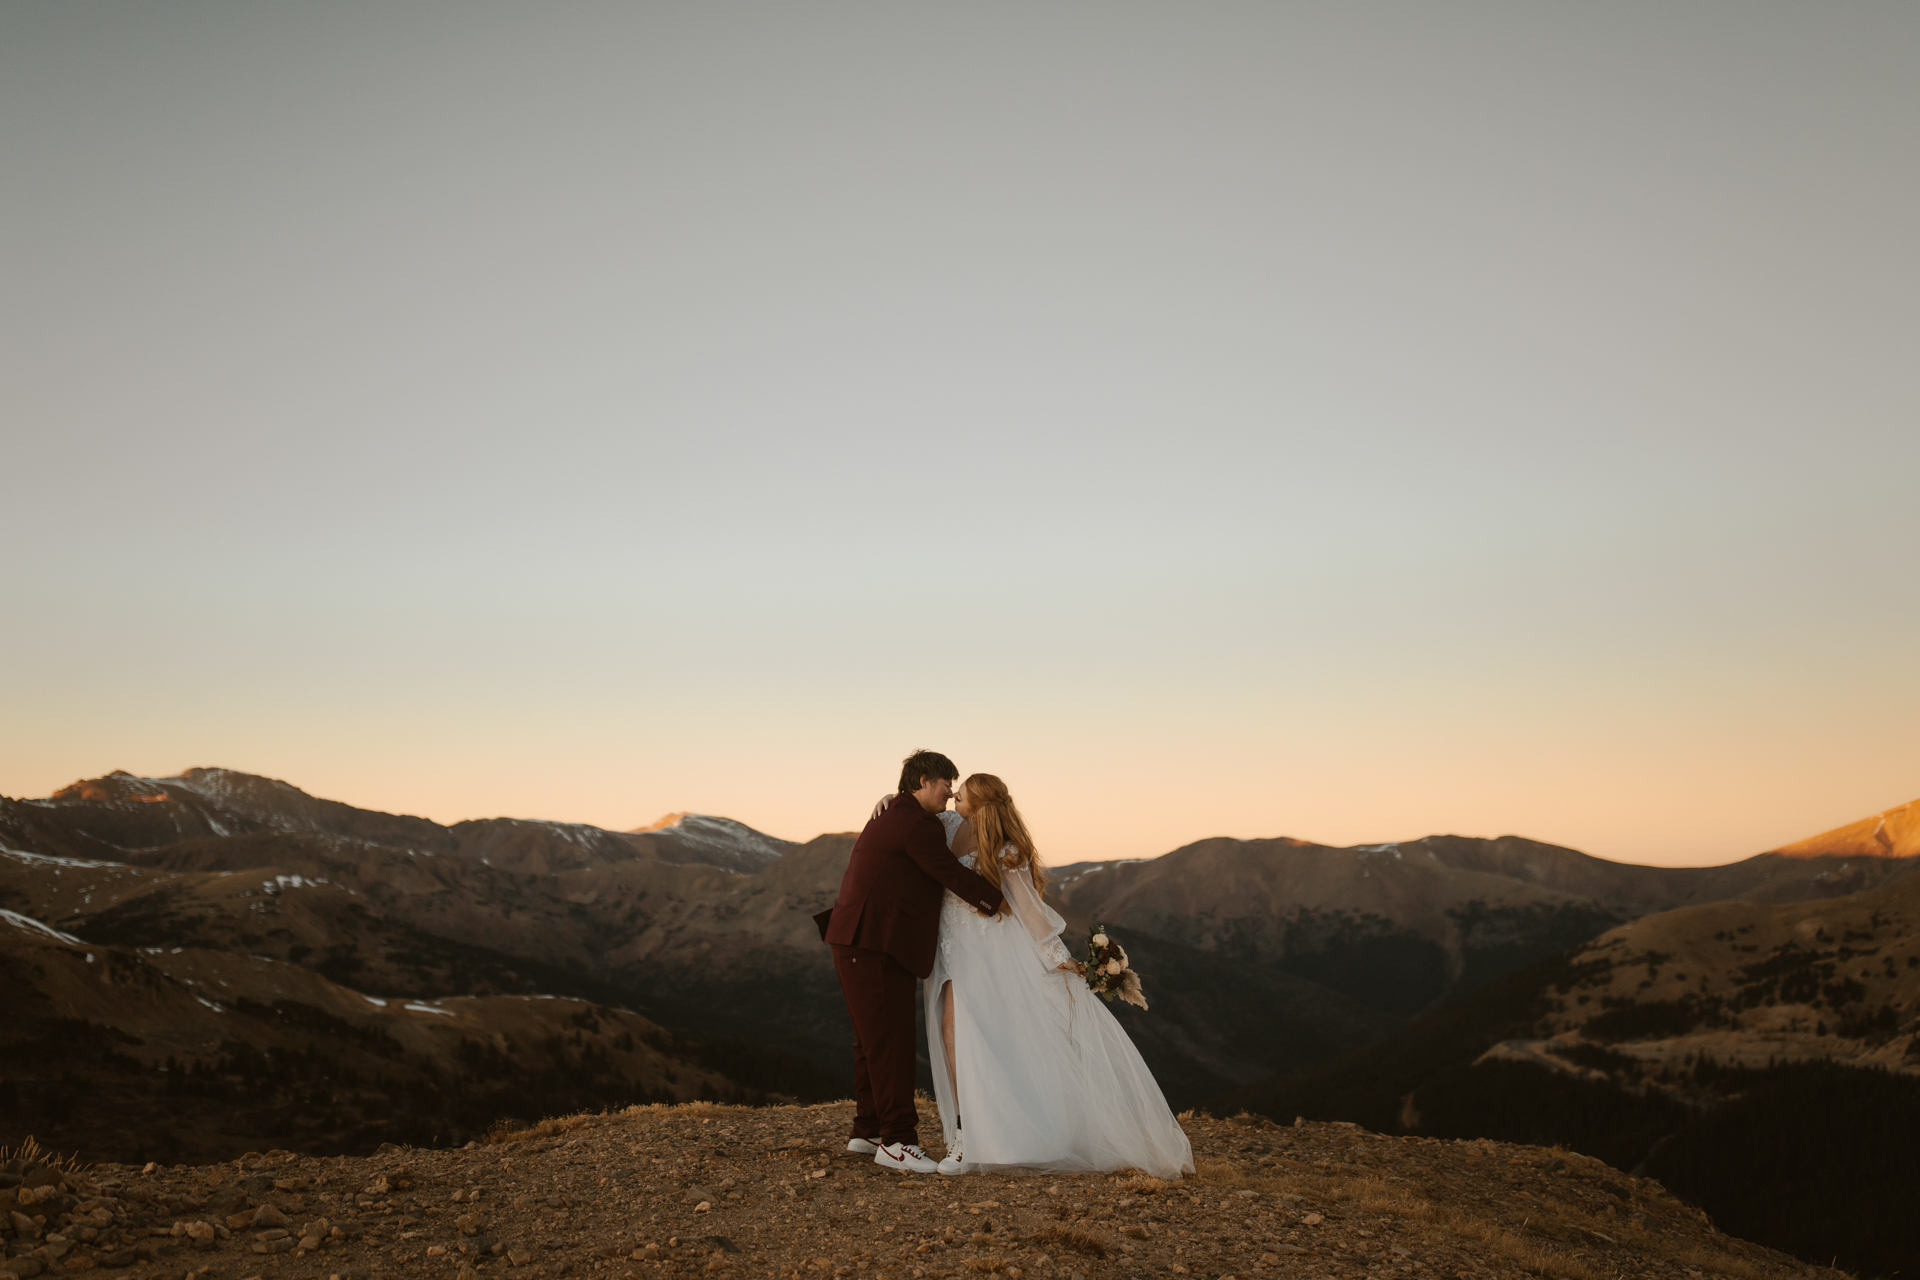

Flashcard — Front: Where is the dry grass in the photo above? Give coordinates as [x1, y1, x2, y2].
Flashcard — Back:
[1111, 1171, 1170, 1195]
[0, 1135, 87, 1174]
[485, 1099, 769, 1146]
[1670, 1241, 1854, 1280]
[1187, 1155, 1246, 1186]
[1445, 1217, 1614, 1280]
[1028, 1226, 1108, 1259]
[1335, 1175, 1435, 1218]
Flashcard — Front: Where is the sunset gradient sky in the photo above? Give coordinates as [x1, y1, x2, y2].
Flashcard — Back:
[4, 2, 1916, 866]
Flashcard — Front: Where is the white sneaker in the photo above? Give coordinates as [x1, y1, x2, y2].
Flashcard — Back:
[937, 1132, 967, 1176]
[873, 1141, 938, 1174]
[845, 1138, 878, 1155]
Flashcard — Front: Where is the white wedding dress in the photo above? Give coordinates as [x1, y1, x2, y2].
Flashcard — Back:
[925, 810, 1193, 1178]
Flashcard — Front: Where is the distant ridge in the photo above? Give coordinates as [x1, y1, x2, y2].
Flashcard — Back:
[629, 812, 795, 872]
[1773, 795, 1920, 859]
[7, 764, 1919, 1176]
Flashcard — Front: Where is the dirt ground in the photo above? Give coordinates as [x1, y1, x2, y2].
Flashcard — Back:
[2, 1100, 1849, 1280]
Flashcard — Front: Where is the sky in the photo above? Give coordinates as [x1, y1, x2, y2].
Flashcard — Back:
[3, 2, 1916, 867]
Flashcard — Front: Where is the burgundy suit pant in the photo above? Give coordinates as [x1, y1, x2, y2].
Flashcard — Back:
[831, 943, 919, 1145]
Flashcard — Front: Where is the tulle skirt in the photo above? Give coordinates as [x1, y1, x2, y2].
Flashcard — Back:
[924, 898, 1194, 1179]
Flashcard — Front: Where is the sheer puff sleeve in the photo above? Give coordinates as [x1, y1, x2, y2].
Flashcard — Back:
[1001, 849, 1074, 972]
[938, 810, 965, 848]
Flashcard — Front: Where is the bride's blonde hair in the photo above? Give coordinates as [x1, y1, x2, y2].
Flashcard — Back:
[962, 773, 1045, 915]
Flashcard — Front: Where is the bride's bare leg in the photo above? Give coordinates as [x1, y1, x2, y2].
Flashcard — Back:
[939, 980, 957, 1100]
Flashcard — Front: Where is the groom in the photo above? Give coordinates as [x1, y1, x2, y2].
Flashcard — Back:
[814, 749, 1004, 1173]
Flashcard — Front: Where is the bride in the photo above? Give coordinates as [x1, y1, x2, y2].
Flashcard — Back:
[918, 773, 1193, 1178]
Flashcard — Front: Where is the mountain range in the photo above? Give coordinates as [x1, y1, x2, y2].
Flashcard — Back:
[4, 764, 1917, 1265]
[1210, 807, 1920, 1278]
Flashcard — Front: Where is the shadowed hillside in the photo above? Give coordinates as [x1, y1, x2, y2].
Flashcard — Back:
[6, 767, 1917, 1203]
[1212, 867, 1920, 1278]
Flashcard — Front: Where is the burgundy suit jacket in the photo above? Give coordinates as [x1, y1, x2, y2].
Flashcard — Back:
[815, 794, 1004, 978]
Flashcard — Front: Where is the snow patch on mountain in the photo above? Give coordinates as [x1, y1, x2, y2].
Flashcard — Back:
[1, 845, 120, 870]
[635, 812, 794, 870]
[1, 908, 83, 944]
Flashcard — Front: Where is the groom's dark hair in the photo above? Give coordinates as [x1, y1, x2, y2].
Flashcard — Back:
[898, 749, 958, 795]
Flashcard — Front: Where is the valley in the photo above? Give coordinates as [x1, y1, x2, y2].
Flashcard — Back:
[4, 769, 1917, 1275]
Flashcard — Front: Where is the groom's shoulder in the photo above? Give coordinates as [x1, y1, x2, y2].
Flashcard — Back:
[863, 794, 931, 842]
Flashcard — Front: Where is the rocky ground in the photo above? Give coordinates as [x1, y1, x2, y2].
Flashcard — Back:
[2, 1102, 1848, 1280]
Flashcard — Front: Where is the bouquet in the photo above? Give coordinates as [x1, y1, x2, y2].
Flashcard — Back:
[1083, 923, 1147, 1009]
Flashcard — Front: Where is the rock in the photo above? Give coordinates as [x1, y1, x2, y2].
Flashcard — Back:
[298, 1220, 330, 1241]
[249, 1206, 287, 1229]
[1302, 1213, 1323, 1226]
[223, 1211, 253, 1231]
[684, 1187, 715, 1204]
[254, 1230, 289, 1243]
[425, 1246, 446, 1257]
[95, 1252, 138, 1270]
[507, 1248, 532, 1266]
[38, 1238, 72, 1261]
[455, 1215, 481, 1236]
[694, 1202, 711, 1214]
[10, 1212, 38, 1239]
[8, 1261, 43, 1280]
[329, 1270, 373, 1280]
[271, 1179, 308, 1193]
[299, 1236, 323, 1251]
